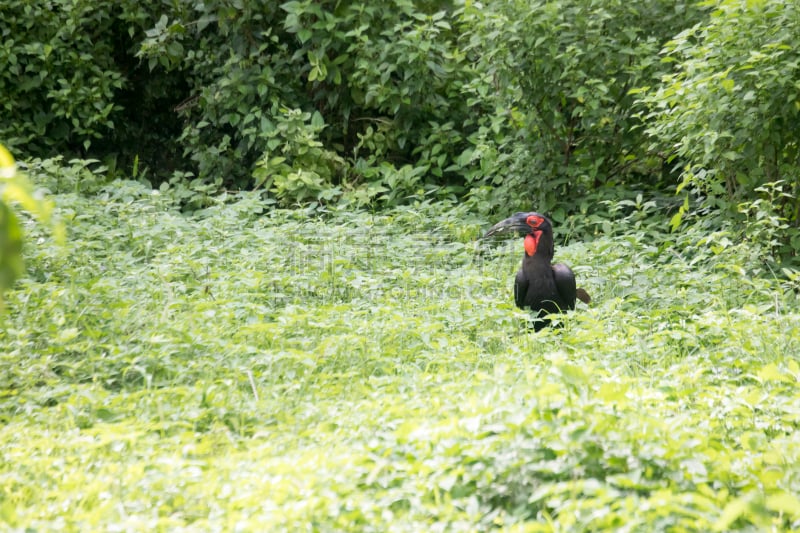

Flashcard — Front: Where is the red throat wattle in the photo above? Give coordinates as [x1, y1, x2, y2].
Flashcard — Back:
[524, 233, 540, 256]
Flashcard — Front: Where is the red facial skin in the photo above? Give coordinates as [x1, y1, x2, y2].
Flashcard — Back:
[523, 215, 544, 256]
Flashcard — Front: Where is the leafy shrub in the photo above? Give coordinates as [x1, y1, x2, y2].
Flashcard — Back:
[460, 0, 707, 214]
[252, 107, 345, 205]
[0, 1, 122, 152]
[0, 0, 189, 173]
[135, 0, 486, 205]
[6, 0, 800, 235]
[638, 0, 800, 255]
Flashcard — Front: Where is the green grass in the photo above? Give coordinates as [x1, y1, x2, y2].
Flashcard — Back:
[2, 177, 800, 531]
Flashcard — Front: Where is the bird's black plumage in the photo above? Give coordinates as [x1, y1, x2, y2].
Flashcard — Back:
[485, 212, 589, 330]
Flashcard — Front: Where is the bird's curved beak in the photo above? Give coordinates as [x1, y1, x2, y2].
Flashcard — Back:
[483, 213, 531, 238]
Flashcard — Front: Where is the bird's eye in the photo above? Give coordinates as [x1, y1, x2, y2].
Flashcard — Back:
[526, 215, 543, 228]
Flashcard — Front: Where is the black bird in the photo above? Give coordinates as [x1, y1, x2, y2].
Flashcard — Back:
[485, 212, 590, 330]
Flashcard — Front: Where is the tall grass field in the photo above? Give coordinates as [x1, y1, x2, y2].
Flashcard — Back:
[2, 172, 799, 531]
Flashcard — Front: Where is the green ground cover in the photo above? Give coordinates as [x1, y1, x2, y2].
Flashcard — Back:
[1, 177, 799, 531]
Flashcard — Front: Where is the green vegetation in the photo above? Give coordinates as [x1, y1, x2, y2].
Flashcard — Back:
[3, 0, 800, 529]
[0, 145, 61, 308]
[638, 0, 800, 252]
[1, 163, 799, 530]
[2, 0, 799, 249]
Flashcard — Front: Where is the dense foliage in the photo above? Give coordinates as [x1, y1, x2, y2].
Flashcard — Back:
[466, 0, 707, 214]
[0, 145, 60, 308]
[638, 0, 800, 254]
[2, 0, 485, 206]
[2, 165, 800, 529]
[4, 1, 800, 529]
[3, 1, 800, 528]
[3, 1, 800, 250]
[0, 1, 178, 159]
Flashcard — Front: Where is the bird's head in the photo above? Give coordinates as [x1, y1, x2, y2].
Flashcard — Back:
[484, 212, 553, 258]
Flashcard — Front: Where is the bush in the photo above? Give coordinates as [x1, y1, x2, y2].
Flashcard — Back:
[0, 1, 123, 152]
[135, 0, 489, 205]
[460, 0, 707, 215]
[0, 0, 189, 173]
[5, 0, 800, 238]
[638, 0, 800, 255]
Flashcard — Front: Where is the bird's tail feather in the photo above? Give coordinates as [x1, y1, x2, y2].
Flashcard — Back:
[576, 288, 591, 304]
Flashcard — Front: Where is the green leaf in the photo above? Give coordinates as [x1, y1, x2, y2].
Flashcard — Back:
[757, 363, 789, 383]
[0, 201, 24, 292]
[714, 494, 753, 532]
[766, 491, 800, 518]
[720, 77, 735, 92]
[311, 111, 325, 129]
[298, 29, 312, 43]
[669, 211, 683, 232]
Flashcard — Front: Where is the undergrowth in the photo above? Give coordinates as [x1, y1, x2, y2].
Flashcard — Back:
[1, 175, 799, 531]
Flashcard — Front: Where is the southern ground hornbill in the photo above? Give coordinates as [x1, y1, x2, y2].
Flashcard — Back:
[485, 212, 590, 330]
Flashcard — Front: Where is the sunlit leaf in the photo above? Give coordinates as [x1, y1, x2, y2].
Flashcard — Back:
[766, 491, 800, 518]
